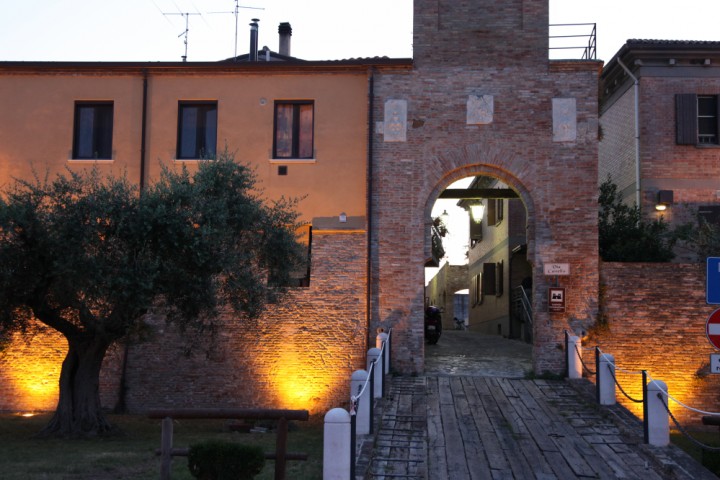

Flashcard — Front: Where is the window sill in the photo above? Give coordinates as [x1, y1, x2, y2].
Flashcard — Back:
[269, 158, 316, 164]
[68, 159, 114, 164]
[174, 158, 213, 163]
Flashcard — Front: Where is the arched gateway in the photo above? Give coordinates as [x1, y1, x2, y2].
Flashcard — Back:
[369, 0, 602, 375]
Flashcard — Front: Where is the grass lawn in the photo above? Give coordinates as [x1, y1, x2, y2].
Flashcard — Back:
[671, 429, 720, 477]
[0, 413, 323, 479]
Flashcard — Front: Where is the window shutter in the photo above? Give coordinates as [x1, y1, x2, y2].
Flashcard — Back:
[676, 93, 697, 145]
[495, 260, 504, 297]
[482, 263, 496, 295]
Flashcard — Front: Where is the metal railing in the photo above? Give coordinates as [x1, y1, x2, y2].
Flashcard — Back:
[512, 286, 533, 343]
[549, 23, 597, 60]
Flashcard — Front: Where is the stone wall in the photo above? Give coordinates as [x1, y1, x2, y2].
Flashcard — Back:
[590, 262, 720, 425]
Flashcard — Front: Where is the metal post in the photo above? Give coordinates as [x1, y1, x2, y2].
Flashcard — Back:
[642, 370, 649, 444]
[595, 347, 600, 404]
[564, 330, 569, 378]
[350, 406, 356, 480]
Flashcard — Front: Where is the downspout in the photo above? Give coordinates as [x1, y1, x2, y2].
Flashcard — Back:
[140, 70, 148, 191]
[115, 69, 149, 413]
[366, 69, 375, 352]
[617, 58, 641, 208]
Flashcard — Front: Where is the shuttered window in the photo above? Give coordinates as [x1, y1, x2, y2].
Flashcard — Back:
[676, 93, 720, 145]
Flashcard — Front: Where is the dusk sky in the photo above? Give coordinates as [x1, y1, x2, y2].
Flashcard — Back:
[1, 1, 719, 63]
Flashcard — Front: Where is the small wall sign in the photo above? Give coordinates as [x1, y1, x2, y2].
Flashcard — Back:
[548, 287, 566, 313]
[544, 263, 570, 276]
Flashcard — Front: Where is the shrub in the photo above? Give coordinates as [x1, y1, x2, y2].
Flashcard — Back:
[188, 440, 265, 480]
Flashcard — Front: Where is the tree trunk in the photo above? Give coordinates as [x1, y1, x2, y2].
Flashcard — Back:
[39, 335, 117, 437]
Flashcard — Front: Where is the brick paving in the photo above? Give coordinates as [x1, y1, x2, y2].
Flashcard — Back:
[356, 331, 716, 480]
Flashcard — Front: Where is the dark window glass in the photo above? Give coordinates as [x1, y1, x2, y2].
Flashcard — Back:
[274, 101, 314, 159]
[72, 102, 113, 159]
[177, 102, 217, 159]
[698, 95, 718, 145]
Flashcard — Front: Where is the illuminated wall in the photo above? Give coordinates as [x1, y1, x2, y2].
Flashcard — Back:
[589, 262, 720, 425]
[0, 328, 65, 412]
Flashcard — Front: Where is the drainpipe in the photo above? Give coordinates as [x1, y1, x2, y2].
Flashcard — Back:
[617, 58, 641, 209]
[140, 69, 148, 191]
[366, 69, 375, 352]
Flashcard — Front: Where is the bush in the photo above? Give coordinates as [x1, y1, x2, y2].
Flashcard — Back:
[188, 440, 265, 480]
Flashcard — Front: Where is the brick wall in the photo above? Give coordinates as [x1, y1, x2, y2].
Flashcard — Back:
[1, 230, 368, 418]
[590, 262, 720, 425]
[370, 0, 602, 374]
[599, 86, 636, 200]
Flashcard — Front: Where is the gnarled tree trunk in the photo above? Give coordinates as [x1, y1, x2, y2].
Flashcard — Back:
[39, 335, 116, 437]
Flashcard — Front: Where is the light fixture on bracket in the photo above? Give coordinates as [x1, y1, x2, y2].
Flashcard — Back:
[470, 202, 485, 223]
[655, 190, 673, 211]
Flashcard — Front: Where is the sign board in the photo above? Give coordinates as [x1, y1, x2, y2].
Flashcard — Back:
[711, 354, 720, 374]
[708, 257, 720, 304]
[706, 308, 720, 349]
[548, 287, 566, 313]
[544, 263, 570, 276]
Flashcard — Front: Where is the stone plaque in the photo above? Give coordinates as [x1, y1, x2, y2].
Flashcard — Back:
[552, 98, 576, 142]
[384, 99, 407, 142]
[467, 94, 493, 125]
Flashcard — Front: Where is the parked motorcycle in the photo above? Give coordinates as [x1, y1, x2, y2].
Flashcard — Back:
[454, 316, 466, 330]
[424, 306, 442, 344]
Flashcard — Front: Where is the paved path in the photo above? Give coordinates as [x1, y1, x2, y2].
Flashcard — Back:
[359, 331, 716, 479]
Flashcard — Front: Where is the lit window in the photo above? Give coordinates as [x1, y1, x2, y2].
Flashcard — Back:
[274, 101, 314, 159]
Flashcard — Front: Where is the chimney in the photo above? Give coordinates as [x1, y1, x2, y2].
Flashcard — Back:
[249, 19, 259, 62]
[278, 22, 292, 57]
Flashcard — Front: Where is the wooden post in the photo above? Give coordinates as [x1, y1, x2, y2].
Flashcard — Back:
[160, 416, 173, 480]
[275, 417, 288, 480]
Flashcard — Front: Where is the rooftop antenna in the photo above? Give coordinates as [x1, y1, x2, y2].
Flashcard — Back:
[164, 12, 201, 62]
[209, 0, 264, 59]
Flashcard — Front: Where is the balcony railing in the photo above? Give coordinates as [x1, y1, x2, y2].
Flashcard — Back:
[549, 23, 597, 60]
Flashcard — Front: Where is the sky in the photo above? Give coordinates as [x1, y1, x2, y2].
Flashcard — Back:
[2, 1, 720, 63]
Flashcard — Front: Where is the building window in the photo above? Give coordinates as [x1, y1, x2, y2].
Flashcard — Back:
[274, 101, 314, 159]
[487, 199, 504, 226]
[177, 102, 217, 159]
[676, 93, 720, 145]
[72, 102, 113, 159]
[482, 263, 497, 296]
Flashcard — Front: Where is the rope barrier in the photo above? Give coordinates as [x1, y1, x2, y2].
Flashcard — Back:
[655, 383, 720, 417]
[350, 330, 390, 410]
[657, 393, 720, 452]
[605, 363, 643, 403]
[574, 343, 596, 376]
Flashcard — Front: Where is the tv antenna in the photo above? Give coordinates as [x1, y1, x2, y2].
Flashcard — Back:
[164, 12, 201, 62]
[209, 0, 264, 59]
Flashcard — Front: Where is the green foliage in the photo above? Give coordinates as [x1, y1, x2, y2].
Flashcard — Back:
[0, 151, 305, 435]
[684, 214, 720, 259]
[0, 150, 304, 343]
[188, 440, 265, 480]
[598, 178, 687, 262]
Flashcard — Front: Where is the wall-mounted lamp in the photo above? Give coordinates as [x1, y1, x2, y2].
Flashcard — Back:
[655, 190, 673, 211]
[470, 203, 485, 223]
[339, 212, 347, 223]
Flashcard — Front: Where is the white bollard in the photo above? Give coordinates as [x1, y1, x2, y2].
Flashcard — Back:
[647, 380, 670, 446]
[598, 353, 616, 405]
[351, 369, 371, 435]
[376, 331, 390, 374]
[367, 347, 383, 398]
[323, 408, 351, 480]
[567, 336, 582, 379]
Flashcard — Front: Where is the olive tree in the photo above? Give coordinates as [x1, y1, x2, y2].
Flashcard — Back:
[0, 153, 304, 437]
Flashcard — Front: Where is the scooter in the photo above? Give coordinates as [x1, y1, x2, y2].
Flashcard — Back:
[424, 306, 442, 344]
[454, 316, 466, 330]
